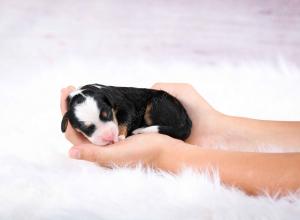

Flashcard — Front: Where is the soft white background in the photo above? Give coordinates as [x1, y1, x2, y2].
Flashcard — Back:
[0, 0, 300, 219]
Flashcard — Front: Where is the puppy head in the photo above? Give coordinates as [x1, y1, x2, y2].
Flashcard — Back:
[61, 88, 119, 146]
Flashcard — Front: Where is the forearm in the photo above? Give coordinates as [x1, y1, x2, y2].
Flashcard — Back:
[158, 142, 300, 195]
[216, 114, 300, 150]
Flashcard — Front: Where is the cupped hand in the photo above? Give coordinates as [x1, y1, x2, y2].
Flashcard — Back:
[69, 133, 183, 169]
[60, 83, 222, 168]
[60, 85, 183, 168]
[151, 83, 222, 147]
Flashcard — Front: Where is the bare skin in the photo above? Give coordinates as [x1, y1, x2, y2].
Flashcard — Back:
[60, 83, 300, 196]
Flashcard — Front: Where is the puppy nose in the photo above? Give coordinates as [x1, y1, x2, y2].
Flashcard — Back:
[101, 130, 115, 142]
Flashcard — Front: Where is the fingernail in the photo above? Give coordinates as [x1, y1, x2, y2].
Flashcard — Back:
[69, 148, 81, 159]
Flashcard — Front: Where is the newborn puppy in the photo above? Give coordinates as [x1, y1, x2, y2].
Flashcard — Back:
[61, 84, 192, 146]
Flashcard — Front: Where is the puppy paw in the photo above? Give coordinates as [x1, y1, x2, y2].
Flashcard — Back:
[132, 128, 143, 135]
[118, 135, 126, 141]
[132, 126, 159, 135]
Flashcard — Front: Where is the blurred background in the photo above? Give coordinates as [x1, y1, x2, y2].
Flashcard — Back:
[1, 0, 300, 81]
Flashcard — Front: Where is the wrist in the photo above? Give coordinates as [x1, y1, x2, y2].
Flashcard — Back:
[155, 140, 195, 172]
[187, 109, 230, 148]
[215, 114, 269, 150]
[197, 111, 253, 150]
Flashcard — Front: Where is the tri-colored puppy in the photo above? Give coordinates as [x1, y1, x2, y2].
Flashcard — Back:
[61, 84, 192, 146]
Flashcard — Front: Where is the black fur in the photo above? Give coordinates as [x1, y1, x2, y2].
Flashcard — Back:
[61, 84, 192, 141]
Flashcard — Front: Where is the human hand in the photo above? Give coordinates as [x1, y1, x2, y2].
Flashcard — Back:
[60, 85, 185, 169]
[68, 132, 184, 169]
[61, 83, 223, 149]
[60, 84, 300, 196]
[151, 83, 223, 147]
[60, 83, 223, 168]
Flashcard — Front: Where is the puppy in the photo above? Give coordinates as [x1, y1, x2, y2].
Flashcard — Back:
[61, 84, 192, 146]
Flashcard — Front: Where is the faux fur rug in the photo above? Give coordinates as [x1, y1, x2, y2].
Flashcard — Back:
[1, 61, 300, 220]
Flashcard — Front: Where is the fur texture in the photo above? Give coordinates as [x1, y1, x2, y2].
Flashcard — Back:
[1, 61, 300, 220]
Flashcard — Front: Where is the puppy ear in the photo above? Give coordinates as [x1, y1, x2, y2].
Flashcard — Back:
[66, 96, 71, 110]
[103, 95, 116, 109]
[61, 112, 69, 133]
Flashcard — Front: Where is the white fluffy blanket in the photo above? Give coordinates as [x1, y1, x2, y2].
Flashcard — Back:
[1, 0, 300, 219]
[1, 61, 300, 220]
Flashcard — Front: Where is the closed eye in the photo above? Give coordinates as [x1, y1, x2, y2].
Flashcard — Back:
[86, 125, 95, 130]
[100, 109, 112, 121]
[80, 124, 96, 137]
[101, 110, 108, 118]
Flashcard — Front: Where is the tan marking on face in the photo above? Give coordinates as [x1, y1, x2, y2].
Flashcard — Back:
[113, 108, 126, 136]
[144, 103, 153, 126]
[118, 124, 128, 137]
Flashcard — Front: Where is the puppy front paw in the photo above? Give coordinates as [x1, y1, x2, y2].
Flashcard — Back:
[118, 135, 126, 141]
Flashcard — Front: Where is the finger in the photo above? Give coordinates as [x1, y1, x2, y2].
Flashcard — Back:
[151, 82, 194, 100]
[60, 86, 76, 114]
[151, 82, 191, 89]
[151, 82, 179, 96]
[151, 82, 198, 107]
[69, 144, 120, 167]
[70, 139, 144, 167]
[65, 127, 90, 145]
[69, 144, 100, 162]
[151, 83, 209, 124]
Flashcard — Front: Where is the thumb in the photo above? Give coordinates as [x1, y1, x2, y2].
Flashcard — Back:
[69, 144, 112, 165]
[69, 140, 142, 167]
